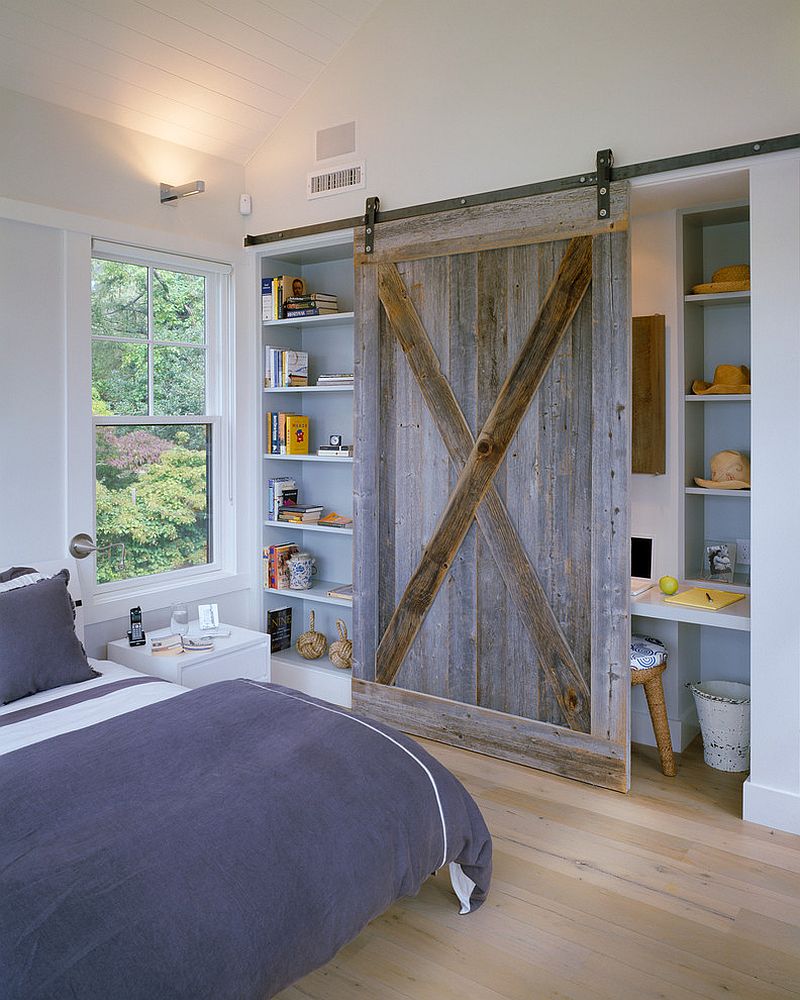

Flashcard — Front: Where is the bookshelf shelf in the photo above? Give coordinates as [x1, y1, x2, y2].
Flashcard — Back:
[263, 520, 353, 536]
[263, 311, 354, 329]
[684, 487, 751, 497]
[684, 394, 751, 402]
[257, 228, 355, 706]
[684, 291, 750, 305]
[263, 453, 353, 463]
[265, 580, 352, 607]
[264, 386, 353, 394]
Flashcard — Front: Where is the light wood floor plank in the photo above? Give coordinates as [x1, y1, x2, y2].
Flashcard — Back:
[277, 740, 800, 1000]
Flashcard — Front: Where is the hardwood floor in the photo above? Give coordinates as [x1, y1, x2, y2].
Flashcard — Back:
[278, 738, 800, 999]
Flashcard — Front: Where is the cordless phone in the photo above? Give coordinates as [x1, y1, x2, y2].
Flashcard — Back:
[127, 606, 146, 647]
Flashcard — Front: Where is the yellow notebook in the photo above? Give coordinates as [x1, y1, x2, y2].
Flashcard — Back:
[285, 414, 309, 454]
[663, 587, 746, 611]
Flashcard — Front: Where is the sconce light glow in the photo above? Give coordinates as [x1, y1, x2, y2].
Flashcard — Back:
[160, 180, 206, 204]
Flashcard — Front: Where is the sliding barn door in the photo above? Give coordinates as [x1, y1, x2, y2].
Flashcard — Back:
[353, 184, 631, 791]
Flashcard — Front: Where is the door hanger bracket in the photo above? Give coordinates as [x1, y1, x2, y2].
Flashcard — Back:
[596, 149, 613, 219]
[364, 196, 380, 255]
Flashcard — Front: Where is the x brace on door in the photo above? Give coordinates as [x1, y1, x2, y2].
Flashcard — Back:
[374, 236, 594, 724]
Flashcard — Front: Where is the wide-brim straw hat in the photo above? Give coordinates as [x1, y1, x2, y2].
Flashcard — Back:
[692, 364, 751, 395]
[692, 264, 750, 294]
[694, 449, 751, 490]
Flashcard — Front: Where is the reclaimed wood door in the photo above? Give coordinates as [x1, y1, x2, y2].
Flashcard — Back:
[353, 183, 631, 791]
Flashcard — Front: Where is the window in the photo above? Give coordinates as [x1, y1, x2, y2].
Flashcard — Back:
[90, 244, 230, 587]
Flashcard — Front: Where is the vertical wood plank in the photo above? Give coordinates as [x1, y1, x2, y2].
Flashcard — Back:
[631, 314, 666, 474]
[447, 253, 479, 705]
[591, 227, 631, 767]
[476, 247, 510, 712]
[353, 248, 380, 682]
[378, 295, 396, 642]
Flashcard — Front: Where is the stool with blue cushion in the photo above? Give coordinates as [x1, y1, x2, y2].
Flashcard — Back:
[630, 634, 676, 776]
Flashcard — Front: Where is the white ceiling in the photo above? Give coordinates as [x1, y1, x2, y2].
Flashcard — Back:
[0, 0, 380, 163]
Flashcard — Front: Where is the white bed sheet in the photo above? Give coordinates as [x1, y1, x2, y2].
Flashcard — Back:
[0, 659, 187, 756]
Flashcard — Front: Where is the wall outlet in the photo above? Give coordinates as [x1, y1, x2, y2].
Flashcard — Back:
[736, 539, 751, 565]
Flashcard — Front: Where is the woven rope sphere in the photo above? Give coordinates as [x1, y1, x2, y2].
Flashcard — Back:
[296, 610, 327, 660]
[329, 619, 352, 670]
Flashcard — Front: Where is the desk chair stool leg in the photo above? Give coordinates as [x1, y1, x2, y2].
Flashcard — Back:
[643, 672, 677, 776]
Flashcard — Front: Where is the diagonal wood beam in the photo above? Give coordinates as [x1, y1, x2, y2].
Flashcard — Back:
[376, 235, 593, 688]
[376, 262, 590, 729]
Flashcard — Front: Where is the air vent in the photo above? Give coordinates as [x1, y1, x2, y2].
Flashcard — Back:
[307, 162, 365, 200]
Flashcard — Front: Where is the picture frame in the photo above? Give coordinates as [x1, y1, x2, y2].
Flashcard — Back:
[699, 540, 737, 584]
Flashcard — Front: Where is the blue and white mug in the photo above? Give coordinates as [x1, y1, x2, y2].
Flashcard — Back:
[288, 552, 317, 590]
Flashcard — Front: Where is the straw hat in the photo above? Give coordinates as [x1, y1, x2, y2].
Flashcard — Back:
[692, 364, 750, 396]
[694, 450, 750, 490]
[691, 264, 750, 294]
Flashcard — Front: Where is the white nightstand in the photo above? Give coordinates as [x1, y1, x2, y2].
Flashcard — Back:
[106, 624, 271, 689]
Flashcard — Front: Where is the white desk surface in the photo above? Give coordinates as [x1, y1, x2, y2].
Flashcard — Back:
[107, 623, 269, 661]
[631, 586, 751, 631]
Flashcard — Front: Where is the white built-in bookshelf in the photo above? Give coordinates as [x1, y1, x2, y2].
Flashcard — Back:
[678, 203, 751, 688]
[256, 229, 355, 707]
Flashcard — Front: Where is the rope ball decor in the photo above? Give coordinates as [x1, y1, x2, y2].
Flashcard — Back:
[328, 619, 352, 670]
[296, 610, 327, 660]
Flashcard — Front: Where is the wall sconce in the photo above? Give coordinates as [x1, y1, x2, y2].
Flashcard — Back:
[160, 180, 206, 204]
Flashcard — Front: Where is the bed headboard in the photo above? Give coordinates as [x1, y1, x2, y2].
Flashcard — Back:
[34, 559, 86, 644]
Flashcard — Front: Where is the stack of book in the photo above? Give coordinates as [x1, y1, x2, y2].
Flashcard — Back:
[263, 543, 299, 590]
[266, 606, 292, 653]
[264, 347, 308, 388]
[151, 634, 184, 656]
[267, 477, 297, 520]
[266, 412, 309, 454]
[317, 444, 353, 457]
[262, 275, 306, 321]
[316, 373, 353, 387]
[318, 511, 353, 529]
[284, 292, 339, 318]
[278, 503, 324, 525]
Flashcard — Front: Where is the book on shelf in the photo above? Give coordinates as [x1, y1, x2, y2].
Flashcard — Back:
[316, 446, 353, 457]
[267, 275, 306, 321]
[264, 348, 308, 388]
[286, 292, 338, 304]
[285, 414, 309, 454]
[267, 477, 297, 521]
[326, 583, 353, 602]
[318, 511, 353, 529]
[263, 543, 299, 590]
[266, 606, 292, 653]
[262, 278, 274, 322]
[281, 308, 338, 318]
[278, 502, 324, 524]
[316, 373, 354, 386]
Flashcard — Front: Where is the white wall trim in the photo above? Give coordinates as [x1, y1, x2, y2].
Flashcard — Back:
[743, 779, 800, 837]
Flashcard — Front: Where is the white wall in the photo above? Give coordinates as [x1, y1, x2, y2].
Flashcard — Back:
[0, 89, 246, 244]
[245, 0, 800, 233]
[0, 92, 258, 656]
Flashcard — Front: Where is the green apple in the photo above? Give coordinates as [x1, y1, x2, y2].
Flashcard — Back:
[659, 575, 679, 596]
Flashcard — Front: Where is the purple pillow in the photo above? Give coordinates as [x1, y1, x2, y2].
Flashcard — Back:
[0, 569, 94, 704]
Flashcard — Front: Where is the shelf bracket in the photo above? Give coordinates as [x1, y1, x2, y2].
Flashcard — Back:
[596, 148, 613, 219]
[364, 196, 380, 255]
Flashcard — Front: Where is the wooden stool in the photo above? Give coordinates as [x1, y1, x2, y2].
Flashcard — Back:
[630, 635, 676, 777]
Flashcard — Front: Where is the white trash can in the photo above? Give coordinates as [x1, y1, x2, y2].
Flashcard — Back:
[688, 681, 751, 772]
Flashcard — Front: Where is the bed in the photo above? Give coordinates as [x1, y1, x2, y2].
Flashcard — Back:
[0, 565, 492, 1000]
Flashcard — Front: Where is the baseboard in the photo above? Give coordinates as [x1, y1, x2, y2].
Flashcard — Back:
[743, 778, 800, 836]
[631, 708, 699, 752]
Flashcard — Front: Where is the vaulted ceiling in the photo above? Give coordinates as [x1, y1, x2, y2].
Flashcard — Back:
[0, 0, 380, 163]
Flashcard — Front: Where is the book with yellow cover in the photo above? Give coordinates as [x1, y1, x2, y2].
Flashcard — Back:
[663, 587, 746, 611]
[285, 414, 309, 454]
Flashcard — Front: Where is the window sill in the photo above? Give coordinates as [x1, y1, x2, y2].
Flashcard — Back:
[83, 569, 251, 626]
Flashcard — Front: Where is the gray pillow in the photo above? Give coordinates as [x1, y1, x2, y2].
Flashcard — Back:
[0, 569, 94, 704]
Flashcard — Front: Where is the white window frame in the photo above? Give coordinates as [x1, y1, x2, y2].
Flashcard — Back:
[81, 239, 236, 617]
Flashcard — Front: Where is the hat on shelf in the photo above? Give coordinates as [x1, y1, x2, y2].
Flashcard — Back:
[691, 264, 750, 295]
[694, 450, 751, 490]
[691, 364, 751, 396]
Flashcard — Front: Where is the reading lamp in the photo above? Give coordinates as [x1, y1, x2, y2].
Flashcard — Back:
[160, 180, 206, 204]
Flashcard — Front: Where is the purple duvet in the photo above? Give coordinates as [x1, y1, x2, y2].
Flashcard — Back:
[0, 680, 491, 999]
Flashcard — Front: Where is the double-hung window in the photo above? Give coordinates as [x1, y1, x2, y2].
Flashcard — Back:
[90, 242, 231, 589]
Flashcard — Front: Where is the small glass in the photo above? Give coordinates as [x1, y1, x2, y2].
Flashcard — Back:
[170, 602, 189, 635]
